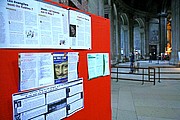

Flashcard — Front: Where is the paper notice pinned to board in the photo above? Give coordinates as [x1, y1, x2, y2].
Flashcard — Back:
[87, 53, 110, 80]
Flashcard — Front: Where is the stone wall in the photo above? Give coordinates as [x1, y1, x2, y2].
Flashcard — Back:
[88, 0, 104, 16]
[51, 0, 88, 12]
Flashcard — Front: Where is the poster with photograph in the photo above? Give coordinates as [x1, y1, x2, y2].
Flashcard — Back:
[69, 10, 91, 49]
[53, 52, 68, 84]
[19, 52, 79, 91]
[0, 0, 70, 49]
[0, 0, 39, 48]
[53, 52, 79, 84]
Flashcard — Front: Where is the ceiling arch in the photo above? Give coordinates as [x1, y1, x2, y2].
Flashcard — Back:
[114, 0, 171, 18]
[134, 18, 144, 28]
[120, 13, 129, 25]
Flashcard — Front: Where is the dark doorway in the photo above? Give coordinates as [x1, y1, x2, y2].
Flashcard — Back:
[149, 45, 157, 60]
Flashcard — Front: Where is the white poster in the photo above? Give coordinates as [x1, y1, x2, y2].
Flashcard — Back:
[96, 53, 104, 77]
[19, 53, 54, 91]
[13, 78, 84, 120]
[69, 10, 91, 49]
[178, 52, 180, 61]
[0, 0, 39, 48]
[38, 2, 69, 49]
[87, 53, 110, 79]
[19, 52, 79, 91]
[103, 53, 110, 76]
[87, 53, 97, 79]
[0, 0, 92, 50]
[67, 52, 79, 82]
[0, 0, 70, 49]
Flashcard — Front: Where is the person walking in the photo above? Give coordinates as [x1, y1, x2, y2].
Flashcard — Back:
[149, 53, 152, 63]
[129, 52, 135, 73]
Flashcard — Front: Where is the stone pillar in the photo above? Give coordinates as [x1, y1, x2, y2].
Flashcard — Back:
[98, 0, 104, 16]
[124, 30, 129, 56]
[88, 0, 99, 15]
[129, 18, 134, 53]
[166, 21, 172, 55]
[159, 14, 167, 54]
[121, 25, 129, 57]
[139, 28, 145, 56]
[70, 0, 88, 11]
[110, 13, 115, 63]
[170, 0, 180, 65]
[118, 17, 122, 62]
[145, 21, 149, 57]
[113, 4, 120, 63]
[104, 1, 115, 64]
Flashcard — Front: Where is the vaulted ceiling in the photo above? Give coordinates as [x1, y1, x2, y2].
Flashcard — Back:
[115, 0, 171, 16]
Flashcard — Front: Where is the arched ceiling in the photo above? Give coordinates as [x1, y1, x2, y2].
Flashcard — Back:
[115, 0, 171, 17]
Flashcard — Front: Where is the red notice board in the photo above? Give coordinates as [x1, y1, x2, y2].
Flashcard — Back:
[0, 1, 111, 120]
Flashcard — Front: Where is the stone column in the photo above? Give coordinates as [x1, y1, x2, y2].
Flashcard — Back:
[159, 14, 167, 54]
[139, 28, 145, 56]
[104, 1, 115, 64]
[113, 3, 120, 63]
[118, 17, 122, 61]
[121, 25, 129, 57]
[110, 10, 116, 63]
[170, 0, 180, 65]
[129, 18, 134, 53]
[145, 21, 149, 57]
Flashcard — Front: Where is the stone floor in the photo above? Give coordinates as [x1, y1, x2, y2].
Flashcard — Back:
[111, 60, 180, 120]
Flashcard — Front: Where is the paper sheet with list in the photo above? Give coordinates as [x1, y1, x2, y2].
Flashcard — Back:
[69, 9, 91, 49]
[19, 53, 54, 91]
[13, 78, 84, 120]
[87, 53, 110, 79]
[103, 53, 110, 76]
[0, 0, 69, 49]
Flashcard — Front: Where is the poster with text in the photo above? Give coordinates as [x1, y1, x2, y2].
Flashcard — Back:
[69, 10, 91, 49]
[53, 52, 68, 84]
[67, 52, 79, 82]
[53, 52, 79, 84]
[103, 53, 110, 76]
[0, 0, 39, 48]
[19, 53, 54, 91]
[38, 2, 69, 49]
[0, 0, 69, 49]
[87, 53, 97, 79]
[87, 53, 110, 79]
[13, 78, 84, 120]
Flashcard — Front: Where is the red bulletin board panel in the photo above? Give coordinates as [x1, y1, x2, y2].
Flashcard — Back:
[0, 2, 111, 120]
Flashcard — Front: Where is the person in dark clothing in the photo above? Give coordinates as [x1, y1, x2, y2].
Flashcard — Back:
[149, 53, 152, 63]
[129, 52, 135, 73]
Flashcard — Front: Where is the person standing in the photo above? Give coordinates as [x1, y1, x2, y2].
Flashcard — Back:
[129, 52, 135, 73]
[149, 53, 152, 63]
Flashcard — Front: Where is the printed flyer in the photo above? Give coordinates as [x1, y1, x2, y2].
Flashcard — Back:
[19, 53, 54, 91]
[19, 52, 79, 91]
[53, 52, 68, 84]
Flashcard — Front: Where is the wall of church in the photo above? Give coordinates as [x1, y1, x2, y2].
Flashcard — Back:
[51, 0, 88, 11]
[149, 19, 159, 44]
[134, 26, 140, 51]
[88, 0, 104, 16]
[170, 0, 180, 65]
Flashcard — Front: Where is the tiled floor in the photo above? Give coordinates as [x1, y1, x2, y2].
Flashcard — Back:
[111, 61, 180, 120]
